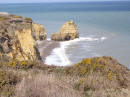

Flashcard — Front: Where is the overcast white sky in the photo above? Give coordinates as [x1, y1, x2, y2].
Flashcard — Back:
[0, 0, 129, 3]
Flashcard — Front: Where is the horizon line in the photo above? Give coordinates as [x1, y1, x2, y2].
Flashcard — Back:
[0, 1, 130, 4]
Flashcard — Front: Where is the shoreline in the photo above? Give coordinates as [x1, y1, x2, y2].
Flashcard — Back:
[37, 40, 60, 64]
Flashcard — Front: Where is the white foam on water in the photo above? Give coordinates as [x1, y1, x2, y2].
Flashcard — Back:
[47, 38, 51, 41]
[101, 37, 107, 40]
[45, 37, 107, 66]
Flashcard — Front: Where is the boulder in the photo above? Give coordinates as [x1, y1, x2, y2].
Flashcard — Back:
[51, 21, 79, 41]
[0, 13, 46, 61]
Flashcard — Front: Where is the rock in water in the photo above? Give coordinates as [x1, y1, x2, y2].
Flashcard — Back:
[0, 13, 46, 61]
[51, 21, 79, 41]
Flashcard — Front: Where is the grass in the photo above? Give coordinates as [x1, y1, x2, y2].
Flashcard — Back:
[0, 69, 22, 97]
[0, 56, 129, 97]
[15, 73, 83, 97]
[9, 14, 22, 18]
[24, 17, 33, 21]
[0, 14, 22, 21]
[0, 16, 9, 21]
[12, 15, 22, 18]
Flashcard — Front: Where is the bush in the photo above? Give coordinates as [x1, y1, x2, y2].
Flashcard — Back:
[12, 15, 22, 18]
[0, 16, 9, 21]
[0, 59, 38, 69]
[24, 17, 33, 21]
[0, 56, 129, 97]
[0, 69, 21, 97]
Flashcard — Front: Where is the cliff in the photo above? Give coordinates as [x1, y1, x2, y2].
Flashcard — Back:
[51, 21, 79, 41]
[0, 13, 129, 97]
[0, 13, 46, 61]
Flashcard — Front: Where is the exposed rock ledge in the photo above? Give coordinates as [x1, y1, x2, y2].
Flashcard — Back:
[0, 13, 46, 61]
[51, 21, 79, 41]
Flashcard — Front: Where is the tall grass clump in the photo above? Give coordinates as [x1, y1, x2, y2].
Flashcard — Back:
[15, 73, 83, 97]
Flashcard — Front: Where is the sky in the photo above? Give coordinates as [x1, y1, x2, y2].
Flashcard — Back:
[0, 0, 129, 3]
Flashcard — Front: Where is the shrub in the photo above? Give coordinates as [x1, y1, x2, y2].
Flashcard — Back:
[0, 16, 9, 21]
[13, 15, 22, 18]
[24, 17, 33, 21]
[2, 59, 36, 69]
[0, 56, 129, 97]
[0, 69, 21, 97]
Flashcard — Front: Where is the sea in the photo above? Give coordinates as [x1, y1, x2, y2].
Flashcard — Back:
[0, 1, 130, 68]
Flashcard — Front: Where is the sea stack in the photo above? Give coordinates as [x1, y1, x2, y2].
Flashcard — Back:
[0, 13, 46, 61]
[51, 21, 79, 41]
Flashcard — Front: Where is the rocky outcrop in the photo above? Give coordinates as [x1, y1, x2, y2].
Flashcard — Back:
[32, 23, 46, 41]
[0, 13, 46, 61]
[51, 21, 79, 41]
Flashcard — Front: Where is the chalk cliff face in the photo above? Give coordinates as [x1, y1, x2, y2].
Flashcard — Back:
[51, 21, 79, 41]
[0, 13, 46, 61]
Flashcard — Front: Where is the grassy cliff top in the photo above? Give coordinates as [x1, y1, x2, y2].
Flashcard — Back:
[0, 56, 129, 97]
[0, 13, 33, 23]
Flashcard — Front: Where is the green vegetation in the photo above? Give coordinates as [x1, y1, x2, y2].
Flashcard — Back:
[65, 57, 116, 78]
[0, 59, 35, 69]
[0, 56, 129, 97]
[0, 69, 20, 97]
[0, 16, 9, 21]
[24, 17, 33, 21]
[12, 15, 22, 18]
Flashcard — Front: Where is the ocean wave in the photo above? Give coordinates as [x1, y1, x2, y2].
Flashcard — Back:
[45, 36, 107, 66]
[62, 36, 107, 43]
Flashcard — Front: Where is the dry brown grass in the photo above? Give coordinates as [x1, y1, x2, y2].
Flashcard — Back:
[15, 73, 83, 97]
[0, 56, 130, 97]
[63, 56, 130, 97]
[73, 72, 130, 97]
[14, 70, 130, 97]
[0, 67, 27, 97]
[0, 16, 9, 21]
[24, 17, 33, 21]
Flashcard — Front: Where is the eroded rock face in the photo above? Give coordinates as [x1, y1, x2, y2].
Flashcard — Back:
[51, 21, 79, 41]
[32, 23, 46, 41]
[0, 13, 46, 61]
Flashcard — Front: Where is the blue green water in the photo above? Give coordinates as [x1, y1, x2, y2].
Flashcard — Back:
[0, 1, 130, 68]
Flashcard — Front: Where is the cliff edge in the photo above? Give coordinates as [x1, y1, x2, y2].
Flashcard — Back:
[0, 13, 46, 61]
